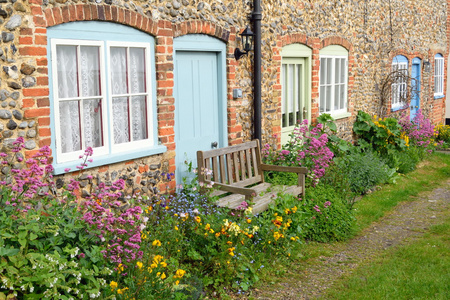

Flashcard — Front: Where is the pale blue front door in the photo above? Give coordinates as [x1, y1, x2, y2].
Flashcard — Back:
[174, 35, 227, 183]
[410, 58, 421, 121]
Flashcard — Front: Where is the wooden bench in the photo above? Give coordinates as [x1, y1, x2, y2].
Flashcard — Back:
[196, 140, 308, 215]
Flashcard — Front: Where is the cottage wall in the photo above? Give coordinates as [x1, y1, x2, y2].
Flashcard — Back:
[0, 0, 447, 197]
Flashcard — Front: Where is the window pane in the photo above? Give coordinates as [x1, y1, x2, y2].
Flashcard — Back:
[56, 45, 78, 98]
[80, 46, 101, 97]
[340, 84, 345, 109]
[335, 58, 340, 84]
[113, 97, 130, 144]
[320, 58, 326, 84]
[334, 85, 340, 110]
[110, 47, 128, 95]
[281, 64, 286, 115]
[340, 58, 346, 83]
[59, 101, 81, 153]
[129, 48, 146, 93]
[131, 96, 147, 141]
[326, 58, 332, 84]
[320, 85, 325, 113]
[288, 64, 294, 114]
[83, 99, 103, 148]
[326, 86, 331, 112]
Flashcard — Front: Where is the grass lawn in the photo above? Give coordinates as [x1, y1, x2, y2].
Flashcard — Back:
[325, 214, 450, 299]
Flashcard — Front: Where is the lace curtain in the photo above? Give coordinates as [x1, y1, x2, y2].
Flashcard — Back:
[56, 45, 102, 153]
[110, 47, 147, 144]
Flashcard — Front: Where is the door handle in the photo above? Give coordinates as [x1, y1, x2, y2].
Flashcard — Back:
[211, 141, 218, 148]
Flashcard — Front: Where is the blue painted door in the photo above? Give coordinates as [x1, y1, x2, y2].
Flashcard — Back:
[410, 58, 421, 121]
[175, 51, 221, 182]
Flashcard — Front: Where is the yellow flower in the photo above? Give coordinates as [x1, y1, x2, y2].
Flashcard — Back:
[141, 232, 147, 240]
[117, 264, 124, 274]
[151, 263, 158, 269]
[246, 218, 252, 224]
[117, 287, 129, 294]
[284, 208, 291, 214]
[165, 206, 169, 210]
[229, 252, 235, 256]
[160, 261, 167, 268]
[152, 240, 162, 247]
[291, 206, 298, 213]
[161, 272, 166, 279]
[174, 226, 179, 230]
[227, 241, 232, 245]
[215, 232, 221, 237]
[174, 269, 186, 278]
[110, 281, 118, 290]
[273, 231, 284, 241]
[175, 280, 180, 285]
[136, 261, 143, 269]
[195, 216, 201, 223]
[290, 237, 296, 241]
[153, 255, 164, 264]
[205, 223, 211, 230]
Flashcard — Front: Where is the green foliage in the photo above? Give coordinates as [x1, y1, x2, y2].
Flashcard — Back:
[300, 183, 356, 242]
[0, 193, 113, 299]
[353, 110, 408, 155]
[334, 148, 396, 195]
[436, 124, 450, 148]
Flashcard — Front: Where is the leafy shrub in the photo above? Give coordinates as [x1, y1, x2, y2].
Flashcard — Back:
[353, 111, 408, 155]
[263, 186, 355, 243]
[0, 140, 113, 299]
[300, 183, 356, 242]
[436, 124, 450, 148]
[335, 148, 396, 195]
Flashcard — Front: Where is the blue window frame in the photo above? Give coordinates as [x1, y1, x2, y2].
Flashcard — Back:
[47, 21, 165, 174]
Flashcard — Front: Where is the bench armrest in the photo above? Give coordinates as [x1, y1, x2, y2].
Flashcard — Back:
[260, 164, 308, 174]
[206, 181, 257, 199]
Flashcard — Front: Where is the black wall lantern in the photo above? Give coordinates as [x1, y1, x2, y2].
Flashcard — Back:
[234, 26, 254, 60]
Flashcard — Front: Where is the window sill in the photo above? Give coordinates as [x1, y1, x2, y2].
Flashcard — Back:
[391, 105, 407, 112]
[328, 111, 351, 120]
[53, 144, 167, 175]
[434, 94, 445, 99]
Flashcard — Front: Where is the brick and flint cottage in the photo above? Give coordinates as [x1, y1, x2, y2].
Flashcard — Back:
[0, 0, 448, 196]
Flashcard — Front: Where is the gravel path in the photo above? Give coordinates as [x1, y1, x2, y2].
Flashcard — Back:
[247, 179, 450, 299]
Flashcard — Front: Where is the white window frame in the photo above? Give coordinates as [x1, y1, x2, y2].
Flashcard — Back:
[107, 41, 153, 154]
[51, 39, 110, 163]
[391, 56, 408, 110]
[48, 22, 164, 174]
[319, 53, 348, 116]
[434, 54, 444, 97]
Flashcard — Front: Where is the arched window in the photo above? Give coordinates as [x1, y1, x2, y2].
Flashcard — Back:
[48, 21, 164, 173]
[434, 53, 444, 98]
[319, 45, 348, 116]
[391, 55, 408, 110]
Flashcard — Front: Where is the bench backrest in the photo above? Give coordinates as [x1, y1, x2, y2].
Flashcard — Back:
[197, 140, 264, 188]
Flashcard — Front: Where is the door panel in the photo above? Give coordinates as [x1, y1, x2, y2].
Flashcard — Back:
[411, 58, 421, 121]
[281, 58, 306, 145]
[175, 51, 220, 182]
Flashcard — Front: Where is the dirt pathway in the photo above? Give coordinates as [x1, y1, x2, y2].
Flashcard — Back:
[247, 179, 450, 299]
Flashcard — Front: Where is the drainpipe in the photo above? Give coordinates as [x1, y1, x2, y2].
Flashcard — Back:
[252, 0, 262, 143]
